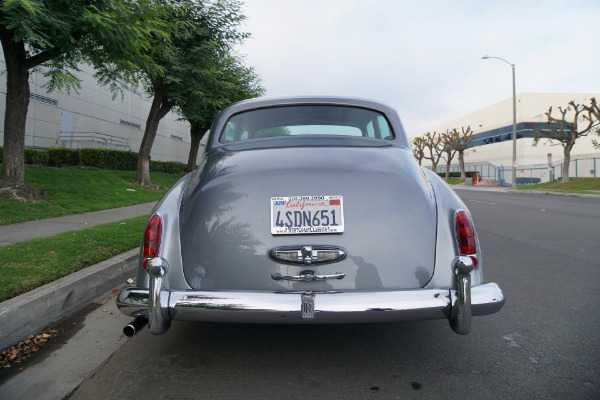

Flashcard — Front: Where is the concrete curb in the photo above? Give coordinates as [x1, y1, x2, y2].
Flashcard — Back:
[0, 248, 139, 350]
[454, 185, 600, 197]
[508, 189, 600, 197]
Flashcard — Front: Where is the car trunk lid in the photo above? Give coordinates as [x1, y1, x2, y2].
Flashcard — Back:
[179, 146, 437, 291]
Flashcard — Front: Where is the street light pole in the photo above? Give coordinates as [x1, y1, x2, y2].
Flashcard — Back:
[482, 55, 517, 189]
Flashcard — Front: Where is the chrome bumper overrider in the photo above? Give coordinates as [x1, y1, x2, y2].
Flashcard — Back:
[117, 262, 505, 336]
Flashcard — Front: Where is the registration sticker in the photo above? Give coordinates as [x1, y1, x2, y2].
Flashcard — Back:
[271, 195, 344, 235]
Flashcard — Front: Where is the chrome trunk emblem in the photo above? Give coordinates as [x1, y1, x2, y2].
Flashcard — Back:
[270, 245, 346, 265]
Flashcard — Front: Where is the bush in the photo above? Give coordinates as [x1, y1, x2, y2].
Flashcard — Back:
[80, 148, 137, 170]
[1, 146, 186, 173]
[150, 159, 187, 174]
[25, 148, 49, 165]
[47, 148, 80, 167]
[437, 171, 478, 179]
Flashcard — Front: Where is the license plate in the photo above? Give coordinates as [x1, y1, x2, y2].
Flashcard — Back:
[271, 195, 344, 235]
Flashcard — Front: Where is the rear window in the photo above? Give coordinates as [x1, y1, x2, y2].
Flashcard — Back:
[219, 105, 394, 143]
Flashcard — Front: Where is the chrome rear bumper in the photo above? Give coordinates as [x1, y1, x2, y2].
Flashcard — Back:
[117, 282, 505, 332]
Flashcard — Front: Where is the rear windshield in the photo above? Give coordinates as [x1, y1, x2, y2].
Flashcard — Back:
[219, 105, 394, 143]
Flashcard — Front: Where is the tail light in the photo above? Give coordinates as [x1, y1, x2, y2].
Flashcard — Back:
[455, 210, 478, 267]
[142, 214, 162, 271]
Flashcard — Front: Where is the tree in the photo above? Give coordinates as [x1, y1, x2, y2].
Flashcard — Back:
[180, 54, 264, 172]
[582, 97, 600, 149]
[450, 126, 475, 181]
[411, 136, 425, 166]
[422, 131, 443, 173]
[440, 130, 458, 180]
[534, 100, 596, 182]
[134, 0, 248, 188]
[0, 0, 169, 198]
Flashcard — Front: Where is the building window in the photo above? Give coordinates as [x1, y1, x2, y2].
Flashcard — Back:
[30, 93, 58, 106]
[120, 119, 141, 130]
[171, 134, 183, 141]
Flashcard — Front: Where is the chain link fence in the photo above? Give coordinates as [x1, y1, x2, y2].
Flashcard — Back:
[433, 154, 600, 186]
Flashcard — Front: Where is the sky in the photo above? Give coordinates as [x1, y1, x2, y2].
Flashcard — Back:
[235, 0, 600, 136]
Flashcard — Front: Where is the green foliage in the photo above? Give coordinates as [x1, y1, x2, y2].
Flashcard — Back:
[138, 0, 251, 106]
[179, 53, 265, 129]
[0, 0, 173, 93]
[24, 148, 49, 165]
[2, 146, 187, 172]
[444, 178, 465, 185]
[47, 148, 80, 167]
[80, 148, 138, 170]
[149, 159, 187, 174]
[129, 0, 256, 184]
[437, 171, 478, 178]
[518, 177, 600, 193]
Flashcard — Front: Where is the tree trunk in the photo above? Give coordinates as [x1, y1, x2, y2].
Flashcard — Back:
[136, 86, 173, 188]
[458, 151, 466, 181]
[0, 38, 31, 186]
[186, 124, 207, 172]
[445, 157, 452, 179]
[561, 141, 574, 183]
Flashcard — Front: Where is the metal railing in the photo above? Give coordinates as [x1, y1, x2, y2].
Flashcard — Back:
[435, 155, 600, 186]
[59, 131, 129, 147]
[436, 161, 498, 180]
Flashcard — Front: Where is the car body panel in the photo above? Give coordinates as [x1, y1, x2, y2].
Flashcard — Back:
[179, 145, 437, 291]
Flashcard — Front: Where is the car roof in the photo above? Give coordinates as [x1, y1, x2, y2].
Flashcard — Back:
[206, 96, 410, 152]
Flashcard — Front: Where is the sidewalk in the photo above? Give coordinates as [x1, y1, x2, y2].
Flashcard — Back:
[0, 201, 156, 246]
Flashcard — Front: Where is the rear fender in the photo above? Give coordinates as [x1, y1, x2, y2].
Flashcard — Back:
[136, 171, 195, 290]
[423, 169, 485, 289]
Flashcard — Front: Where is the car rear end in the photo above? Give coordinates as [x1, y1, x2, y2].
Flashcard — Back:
[117, 97, 504, 336]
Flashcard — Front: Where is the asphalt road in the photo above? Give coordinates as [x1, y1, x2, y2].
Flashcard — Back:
[6, 190, 600, 399]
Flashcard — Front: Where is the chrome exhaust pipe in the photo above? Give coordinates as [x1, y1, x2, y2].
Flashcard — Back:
[123, 315, 148, 337]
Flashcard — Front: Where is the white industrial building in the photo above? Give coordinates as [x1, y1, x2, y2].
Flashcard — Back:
[0, 60, 193, 164]
[415, 92, 600, 183]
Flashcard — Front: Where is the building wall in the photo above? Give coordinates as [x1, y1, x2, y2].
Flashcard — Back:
[0, 59, 195, 164]
[415, 93, 600, 168]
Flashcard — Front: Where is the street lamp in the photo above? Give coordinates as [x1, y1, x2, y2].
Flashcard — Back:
[482, 55, 517, 189]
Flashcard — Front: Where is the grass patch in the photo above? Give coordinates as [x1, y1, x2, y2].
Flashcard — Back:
[0, 168, 185, 225]
[0, 216, 147, 302]
[518, 177, 600, 194]
[445, 178, 465, 185]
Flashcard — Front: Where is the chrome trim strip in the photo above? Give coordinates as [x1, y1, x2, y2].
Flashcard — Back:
[117, 283, 504, 327]
[271, 270, 345, 282]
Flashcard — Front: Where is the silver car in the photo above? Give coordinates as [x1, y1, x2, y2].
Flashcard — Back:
[117, 96, 505, 336]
